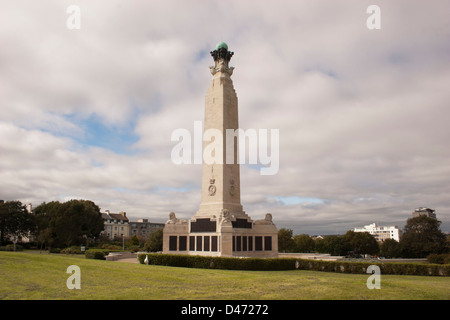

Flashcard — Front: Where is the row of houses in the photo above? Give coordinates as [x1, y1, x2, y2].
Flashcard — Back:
[101, 210, 164, 240]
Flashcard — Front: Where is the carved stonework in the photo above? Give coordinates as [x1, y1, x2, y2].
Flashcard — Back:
[220, 209, 232, 226]
[166, 212, 187, 224]
[210, 64, 234, 76]
[210, 47, 234, 62]
[229, 179, 235, 196]
[210, 47, 234, 76]
[208, 178, 216, 196]
[208, 185, 216, 196]
[254, 213, 274, 225]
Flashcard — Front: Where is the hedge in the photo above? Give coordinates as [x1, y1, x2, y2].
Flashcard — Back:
[0, 244, 24, 251]
[137, 253, 450, 276]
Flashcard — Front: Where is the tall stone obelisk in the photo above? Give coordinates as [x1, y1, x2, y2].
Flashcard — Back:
[195, 41, 246, 219]
[163, 42, 278, 257]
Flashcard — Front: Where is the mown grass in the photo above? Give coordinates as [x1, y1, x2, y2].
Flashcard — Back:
[0, 251, 449, 300]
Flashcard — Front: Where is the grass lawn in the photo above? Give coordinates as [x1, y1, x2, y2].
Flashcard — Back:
[0, 251, 449, 300]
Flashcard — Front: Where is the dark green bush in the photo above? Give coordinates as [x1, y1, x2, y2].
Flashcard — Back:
[427, 253, 450, 264]
[85, 249, 109, 260]
[60, 246, 82, 254]
[137, 253, 449, 276]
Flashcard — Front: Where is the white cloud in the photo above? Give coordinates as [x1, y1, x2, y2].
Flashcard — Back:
[1, 0, 449, 234]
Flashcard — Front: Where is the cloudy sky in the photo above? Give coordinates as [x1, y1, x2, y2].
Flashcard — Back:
[1, 0, 449, 235]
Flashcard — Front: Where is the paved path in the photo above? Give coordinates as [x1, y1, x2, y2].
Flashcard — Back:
[116, 257, 139, 263]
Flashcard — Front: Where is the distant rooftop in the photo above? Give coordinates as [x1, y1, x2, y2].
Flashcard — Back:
[414, 207, 435, 213]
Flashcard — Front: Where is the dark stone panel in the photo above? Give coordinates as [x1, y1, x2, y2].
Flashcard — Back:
[248, 236, 253, 251]
[264, 236, 272, 251]
[189, 236, 195, 251]
[191, 218, 216, 232]
[179, 236, 187, 251]
[169, 236, 177, 251]
[243, 236, 248, 251]
[236, 236, 242, 251]
[196, 236, 203, 251]
[211, 236, 218, 251]
[255, 236, 263, 251]
[232, 218, 252, 229]
[204, 236, 210, 251]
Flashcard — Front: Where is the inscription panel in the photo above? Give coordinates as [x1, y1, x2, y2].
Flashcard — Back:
[191, 218, 216, 232]
[232, 218, 252, 229]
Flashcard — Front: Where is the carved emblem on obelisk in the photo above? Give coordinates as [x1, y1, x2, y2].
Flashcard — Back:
[229, 179, 235, 196]
[208, 179, 216, 196]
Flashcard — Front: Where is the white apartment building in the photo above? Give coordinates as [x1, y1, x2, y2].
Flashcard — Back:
[354, 223, 401, 242]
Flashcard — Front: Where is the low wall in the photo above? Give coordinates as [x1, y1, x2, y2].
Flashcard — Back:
[278, 253, 344, 261]
[105, 252, 137, 261]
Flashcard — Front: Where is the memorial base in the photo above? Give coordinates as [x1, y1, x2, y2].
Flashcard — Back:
[162, 212, 278, 258]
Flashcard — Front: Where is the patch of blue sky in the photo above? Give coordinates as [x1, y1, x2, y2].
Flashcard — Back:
[387, 52, 409, 65]
[194, 49, 209, 62]
[303, 65, 338, 79]
[273, 196, 326, 206]
[245, 164, 262, 171]
[63, 113, 140, 155]
[90, 159, 104, 167]
[154, 185, 196, 193]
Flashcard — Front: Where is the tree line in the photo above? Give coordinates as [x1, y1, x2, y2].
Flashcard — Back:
[1, 199, 448, 258]
[0, 199, 104, 250]
[278, 216, 449, 258]
[0, 199, 164, 252]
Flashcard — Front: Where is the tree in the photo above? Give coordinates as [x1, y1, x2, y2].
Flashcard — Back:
[344, 230, 379, 256]
[34, 199, 104, 248]
[34, 201, 61, 249]
[320, 235, 349, 256]
[399, 216, 447, 258]
[144, 228, 163, 252]
[130, 235, 140, 246]
[0, 201, 36, 248]
[380, 238, 400, 258]
[293, 234, 315, 253]
[277, 228, 295, 252]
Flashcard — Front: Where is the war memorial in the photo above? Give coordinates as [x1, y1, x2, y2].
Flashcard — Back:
[162, 42, 278, 257]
